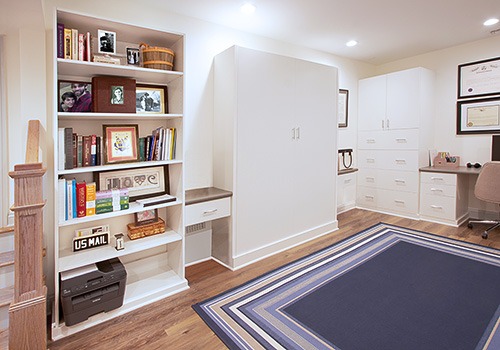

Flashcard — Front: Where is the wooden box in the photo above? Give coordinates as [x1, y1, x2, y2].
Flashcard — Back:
[127, 217, 165, 240]
[433, 155, 460, 168]
[139, 43, 174, 71]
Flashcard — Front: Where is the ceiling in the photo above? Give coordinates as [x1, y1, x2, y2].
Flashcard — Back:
[150, 0, 500, 65]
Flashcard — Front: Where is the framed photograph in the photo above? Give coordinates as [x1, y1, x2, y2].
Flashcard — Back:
[458, 56, 500, 99]
[136, 85, 168, 114]
[94, 165, 169, 201]
[92, 76, 136, 113]
[126, 48, 140, 66]
[102, 124, 139, 164]
[134, 209, 159, 226]
[338, 89, 349, 128]
[457, 97, 500, 134]
[58, 80, 92, 112]
[98, 29, 116, 54]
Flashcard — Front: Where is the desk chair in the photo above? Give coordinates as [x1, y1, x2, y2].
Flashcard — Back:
[467, 161, 500, 239]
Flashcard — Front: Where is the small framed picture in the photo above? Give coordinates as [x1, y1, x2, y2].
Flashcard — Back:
[338, 89, 349, 128]
[136, 85, 168, 114]
[134, 209, 159, 226]
[127, 48, 140, 66]
[58, 80, 92, 112]
[98, 29, 116, 54]
[102, 124, 139, 164]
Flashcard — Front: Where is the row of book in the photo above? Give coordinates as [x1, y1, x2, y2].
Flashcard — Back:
[58, 179, 130, 222]
[57, 24, 93, 61]
[59, 127, 177, 170]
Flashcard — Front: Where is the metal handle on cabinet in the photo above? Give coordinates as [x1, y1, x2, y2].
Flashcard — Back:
[395, 159, 406, 164]
[394, 200, 405, 204]
[203, 209, 218, 215]
[367, 139, 376, 143]
[382, 120, 384, 129]
[395, 179, 406, 184]
[365, 195, 375, 199]
[396, 138, 407, 143]
[296, 127, 300, 139]
[431, 188, 443, 192]
[366, 177, 375, 182]
[292, 128, 296, 140]
[387, 119, 390, 128]
[431, 205, 443, 210]
[431, 177, 443, 181]
[366, 158, 375, 163]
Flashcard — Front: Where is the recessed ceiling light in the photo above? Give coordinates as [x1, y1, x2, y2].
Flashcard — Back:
[484, 18, 499, 26]
[241, 3, 257, 15]
[346, 40, 358, 47]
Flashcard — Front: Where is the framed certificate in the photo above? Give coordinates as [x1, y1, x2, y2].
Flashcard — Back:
[338, 89, 349, 128]
[457, 97, 500, 134]
[458, 56, 500, 99]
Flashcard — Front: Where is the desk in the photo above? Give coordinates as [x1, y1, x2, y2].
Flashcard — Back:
[419, 166, 480, 226]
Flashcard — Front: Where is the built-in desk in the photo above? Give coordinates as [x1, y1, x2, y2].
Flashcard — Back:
[419, 166, 480, 226]
[185, 187, 232, 266]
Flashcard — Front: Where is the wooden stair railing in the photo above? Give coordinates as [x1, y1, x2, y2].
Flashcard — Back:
[8, 120, 47, 350]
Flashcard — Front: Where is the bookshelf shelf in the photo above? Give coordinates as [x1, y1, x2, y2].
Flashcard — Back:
[52, 8, 186, 339]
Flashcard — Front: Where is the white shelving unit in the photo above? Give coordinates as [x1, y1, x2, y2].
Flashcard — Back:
[51, 9, 187, 339]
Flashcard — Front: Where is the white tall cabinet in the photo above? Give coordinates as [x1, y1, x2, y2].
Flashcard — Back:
[214, 46, 338, 269]
[357, 67, 434, 218]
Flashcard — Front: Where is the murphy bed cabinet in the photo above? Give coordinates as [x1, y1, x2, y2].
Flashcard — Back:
[52, 10, 187, 339]
[213, 46, 338, 269]
[357, 67, 434, 218]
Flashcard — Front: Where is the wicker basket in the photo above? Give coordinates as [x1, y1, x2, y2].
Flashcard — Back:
[139, 43, 174, 71]
[127, 217, 166, 240]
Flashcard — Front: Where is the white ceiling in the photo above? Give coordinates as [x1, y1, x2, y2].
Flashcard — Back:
[150, 0, 500, 65]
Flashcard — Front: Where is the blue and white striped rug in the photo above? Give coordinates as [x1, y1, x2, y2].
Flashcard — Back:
[193, 223, 500, 350]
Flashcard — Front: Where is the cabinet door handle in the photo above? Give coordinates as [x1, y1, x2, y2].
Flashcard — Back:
[394, 200, 405, 204]
[431, 205, 443, 210]
[203, 208, 218, 215]
[431, 188, 443, 192]
[292, 128, 296, 140]
[382, 120, 384, 129]
[387, 119, 390, 128]
[366, 158, 375, 163]
[366, 139, 376, 143]
[365, 195, 374, 200]
[396, 138, 407, 143]
[395, 159, 406, 164]
[431, 176, 443, 181]
[296, 127, 300, 139]
[365, 176, 375, 182]
[394, 179, 406, 184]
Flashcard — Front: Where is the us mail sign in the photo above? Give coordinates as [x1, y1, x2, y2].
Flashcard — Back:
[73, 232, 110, 252]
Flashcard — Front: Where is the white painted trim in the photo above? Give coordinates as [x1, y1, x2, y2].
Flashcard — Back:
[0, 36, 7, 227]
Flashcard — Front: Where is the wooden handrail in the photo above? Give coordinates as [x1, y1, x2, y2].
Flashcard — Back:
[25, 120, 40, 164]
[0, 226, 14, 234]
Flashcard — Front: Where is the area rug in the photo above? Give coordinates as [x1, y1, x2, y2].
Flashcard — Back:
[193, 223, 500, 350]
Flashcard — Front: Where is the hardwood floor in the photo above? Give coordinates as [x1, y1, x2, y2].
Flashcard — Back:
[47, 209, 500, 350]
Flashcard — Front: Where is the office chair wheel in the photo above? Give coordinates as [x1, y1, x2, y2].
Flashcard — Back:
[482, 232, 488, 239]
[468, 223, 473, 229]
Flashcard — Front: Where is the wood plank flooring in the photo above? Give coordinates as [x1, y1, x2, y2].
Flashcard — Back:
[47, 209, 500, 350]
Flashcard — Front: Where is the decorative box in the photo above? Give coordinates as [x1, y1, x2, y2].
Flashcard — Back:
[127, 217, 165, 240]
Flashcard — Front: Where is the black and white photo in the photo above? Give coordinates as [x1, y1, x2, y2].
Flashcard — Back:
[98, 29, 116, 54]
[127, 48, 140, 66]
[136, 85, 168, 114]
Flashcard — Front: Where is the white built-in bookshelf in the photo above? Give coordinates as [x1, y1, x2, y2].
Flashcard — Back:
[52, 9, 187, 339]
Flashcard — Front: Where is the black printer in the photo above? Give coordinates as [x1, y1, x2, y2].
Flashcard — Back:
[60, 258, 127, 326]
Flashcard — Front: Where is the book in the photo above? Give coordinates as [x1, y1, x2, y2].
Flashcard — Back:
[145, 135, 152, 161]
[90, 135, 97, 166]
[149, 133, 156, 161]
[64, 127, 73, 170]
[83, 135, 91, 166]
[57, 23, 64, 58]
[66, 179, 73, 219]
[77, 135, 83, 167]
[71, 28, 78, 61]
[76, 181, 86, 218]
[86, 182, 96, 216]
[64, 28, 72, 59]
[58, 128, 65, 170]
[78, 33, 85, 61]
[72, 133, 77, 168]
[85, 32, 92, 62]
[72, 179, 77, 219]
[58, 178, 67, 222]
[138, 137, 145, 161]
[92, 55, 120, 65]
[96, 136, 101, 166]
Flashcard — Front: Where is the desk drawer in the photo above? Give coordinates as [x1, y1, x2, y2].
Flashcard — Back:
[420, 194, 456, 220]
[420, 182, 456, 198]
[185, 197, 231, 226]
[358, 168, 418, 192]
[420, 172, 457, 186]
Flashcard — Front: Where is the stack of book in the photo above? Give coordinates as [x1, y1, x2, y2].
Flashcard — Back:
[57, 23, 93, 61]
[96, 188, 130, 214]
[139, 127, 177, 161]
[58, 180, 96, 222]
[58, 128, 102, 170]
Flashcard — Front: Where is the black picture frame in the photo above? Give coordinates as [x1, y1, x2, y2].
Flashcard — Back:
[58, 80, 92, 113]
[338, 89, 349, 128]
[94, 165, 170, 201]
[136, 84, 168, 114]
[134, 208, 159, 226]
[126, 48, 140, 66]
[456, 97, 500, 134]
[458, 56, 500, 99]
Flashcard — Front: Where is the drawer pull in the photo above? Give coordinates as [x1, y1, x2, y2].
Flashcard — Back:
[366, 139, 376, 143]
[396, 138, 407, 143]
[431, 188, 443, 192]
[344, 179, 352, 184]
[394, 200, 405, 204]
[395, 159, 406, 164]
[430, 205, 443, 210]
[394, 179, 406, 184]
[365, 195, 375, 199]
[366, 158, 375, 163]
[365, 176, 375, 182]
[430, 176, 443, 181]
[203, 209, 218, 215]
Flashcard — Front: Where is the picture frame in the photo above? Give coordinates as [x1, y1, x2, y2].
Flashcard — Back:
[102, 124, 139, 164]
[136, 85, 168, 114]
[92, 76, 136, 113]
[457, 97, 500, 134]
[458, 56, 500, 99]
[126, 48, 140, 66]
[98, 29, 116, 54]
[58, 80, 92, 113]
[94, 165, 170, 201]
[134, 208, 159, 226]
[338, 89, 349, 128]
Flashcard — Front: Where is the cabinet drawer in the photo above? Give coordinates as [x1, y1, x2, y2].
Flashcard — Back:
[420, 182, 456, 198]
[185, 198, 231, 226]
[357, 186, 418, 215]
[358, 129, 419, 150]
[420, 172, 457, 186]
[358, 150, 418, 171]
[358, 168, 418, 192]
[419, 194, 457, 220]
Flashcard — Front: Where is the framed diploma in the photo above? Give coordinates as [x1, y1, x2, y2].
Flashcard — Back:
[338, 89, 349, 128]
[458, 56, 500, 99]
[457, 97, 500, 134]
